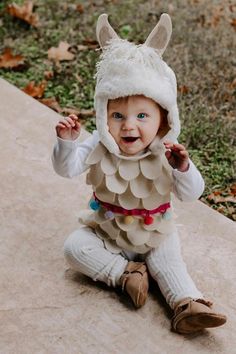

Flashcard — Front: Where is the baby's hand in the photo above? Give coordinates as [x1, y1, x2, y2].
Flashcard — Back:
[55, 114, 81, 141]
[164, 141, 189, 172]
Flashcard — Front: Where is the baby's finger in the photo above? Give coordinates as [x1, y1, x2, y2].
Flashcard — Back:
[172, 143, 186, 152]
[65, 116, 77, 126]
[56, 123, 67, 129]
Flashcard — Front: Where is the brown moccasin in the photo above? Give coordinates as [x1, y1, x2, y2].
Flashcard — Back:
[120, 261, 149, 308]
[171, 297, 227, 334]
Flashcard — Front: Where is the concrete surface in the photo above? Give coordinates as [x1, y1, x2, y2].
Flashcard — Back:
[0, 77, 236, 354]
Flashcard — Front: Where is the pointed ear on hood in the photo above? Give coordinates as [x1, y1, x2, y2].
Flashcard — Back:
[96, 13, 119, 49]
[145, 13, 172, 55]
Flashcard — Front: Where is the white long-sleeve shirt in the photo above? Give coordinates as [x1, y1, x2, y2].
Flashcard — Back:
[52, 130, 205, 202]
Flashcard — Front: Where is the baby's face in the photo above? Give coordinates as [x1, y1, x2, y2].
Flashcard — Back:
[107, 95, 162, 155]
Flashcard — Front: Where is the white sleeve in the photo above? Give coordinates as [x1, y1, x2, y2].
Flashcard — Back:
[172, 159, 205, 201]
[51, 130, 100, 178]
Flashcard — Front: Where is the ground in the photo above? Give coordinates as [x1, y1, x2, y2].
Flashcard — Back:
[0, 0, 235, 219]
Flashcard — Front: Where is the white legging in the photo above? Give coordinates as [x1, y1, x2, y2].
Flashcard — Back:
[64, 227, 203, 309]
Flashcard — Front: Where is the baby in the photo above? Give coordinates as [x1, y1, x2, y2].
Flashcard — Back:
[52, 13, 226, 334]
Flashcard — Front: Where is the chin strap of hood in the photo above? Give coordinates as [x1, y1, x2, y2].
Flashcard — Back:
[94, 13, 180, 155]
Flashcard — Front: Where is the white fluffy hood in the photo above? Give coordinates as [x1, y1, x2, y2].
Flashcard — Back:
[94, 14, 180, 155]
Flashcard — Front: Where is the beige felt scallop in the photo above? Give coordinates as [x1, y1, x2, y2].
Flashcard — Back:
[77, 209, 96, 228]
[154, 172, 173, 195]
[116, 230, 134, 249]
[106, 172, 128, 194]
[130, 174, 153, 198]
[141, 187, 167, 209]
[95, 179, 116, 203]
[155, 218, 176, 234]
[142, 214, 164, 231]
[139, 155, 162, 180]
[101, 152, 119, 175]
[99, 219, 120, 240]
[118, 159, 140, 181]
[95, 226, 122, 254]
[114, 215, 139, 232]
[126, 224, 150, 246]
[85, 143, 106, 165]
[118, 185, 140, 209]
[88, 164, 104, 187]
[93, 207, 107, 224]
[145, 231, 165, 247]
[132, 243, 151, 254]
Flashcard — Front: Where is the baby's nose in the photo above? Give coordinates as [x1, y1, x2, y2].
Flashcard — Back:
[122, 117, 136, 130]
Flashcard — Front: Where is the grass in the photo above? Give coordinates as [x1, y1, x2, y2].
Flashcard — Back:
[0, 0, 235, 220]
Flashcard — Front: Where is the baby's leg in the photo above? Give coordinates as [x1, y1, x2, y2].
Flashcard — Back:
[64, 227, 128, 287]
[145, 230, 203, 309]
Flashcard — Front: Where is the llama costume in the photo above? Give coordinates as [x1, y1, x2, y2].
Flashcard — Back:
[52, 14, 206, 309]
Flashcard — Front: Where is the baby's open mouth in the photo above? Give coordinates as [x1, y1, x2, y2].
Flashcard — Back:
[122, 137, 139, 143]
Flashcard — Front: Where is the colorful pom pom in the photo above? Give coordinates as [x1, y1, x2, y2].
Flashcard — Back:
[104, 210, 114, 220]
[144, 215, 154, 225]
[89, 199, 100, 210]
[162, 211, 171, 220]
[124, 215, 134, 225]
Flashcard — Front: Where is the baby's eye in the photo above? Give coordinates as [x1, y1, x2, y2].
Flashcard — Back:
[137, 113, 147, 119]
[112, 112, 123, 119]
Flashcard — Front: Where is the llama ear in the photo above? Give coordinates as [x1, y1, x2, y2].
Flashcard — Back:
[145, 13, 172, 55]
[96, 14, 119, 49]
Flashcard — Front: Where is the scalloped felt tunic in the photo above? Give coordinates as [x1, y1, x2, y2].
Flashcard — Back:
[78, 141, 176, 254]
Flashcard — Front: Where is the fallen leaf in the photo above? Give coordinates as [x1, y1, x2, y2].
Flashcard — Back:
[22, 81, 46, 98]
[76, 4, 84, 13]
[44, 70, 54, 80]
[38, 97, 63, 113]
[48, 41, 75, 66]
[6, 1, 39, 27]
[178, 85, 189, 94]
[230, 18, 236, 29]
[62, 107, 95, 117]
[0, 48, 25, 69]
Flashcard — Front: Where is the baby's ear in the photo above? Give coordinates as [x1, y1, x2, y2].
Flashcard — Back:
[145, 13, 172, 55]
[96, 14, 119, 49]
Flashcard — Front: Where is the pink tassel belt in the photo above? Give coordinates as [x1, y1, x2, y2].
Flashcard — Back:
[94, 192, 170, 215]
[90, 193, 171, 225]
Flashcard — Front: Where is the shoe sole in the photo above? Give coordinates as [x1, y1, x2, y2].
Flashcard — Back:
[173, 313, 227, 334]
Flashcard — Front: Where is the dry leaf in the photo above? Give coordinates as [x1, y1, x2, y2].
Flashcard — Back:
[0, 48, 25, 69]
[22, 81, 46, 98]
[6, 1, 39, 27]
[178, 85, 189, 94]
[230, 18, 236, 29]
[76, 4, 84, 13]
[44, 71, 54, 80]
[48, 41, 75, 66]
[38, 97, 63, 113]
[62, 107, 81, 116]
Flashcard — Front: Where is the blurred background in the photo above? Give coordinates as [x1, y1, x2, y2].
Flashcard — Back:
[0, 0, 235, 220]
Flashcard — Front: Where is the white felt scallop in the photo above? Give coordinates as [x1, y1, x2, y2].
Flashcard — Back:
[154, 172, 173, 195]
[114, 215, 139, 232]
[101, 152, 119, 175]
[155, 218, 176, 234]
[145, 231, 165, 247]
[126, 225, 150, 246]
[95, 179, 116, 203]
[88, 164, 104, 187]
[99, 219, 120, 240]
[116, 231, 134, 250]
[140, 155, 162, 180]
[85, 143, 106, 165]
[141, 187, 167, 209]
[118, 185, 140, 209]
[130, 174, 153, 198]
[118, 159, 140, 181]
[95, 226, 122, 254]
[106, 172, 128, 194]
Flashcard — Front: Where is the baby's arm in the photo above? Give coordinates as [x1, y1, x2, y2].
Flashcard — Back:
[52, 114, 100, 178]
[164, 141, 204, 201]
